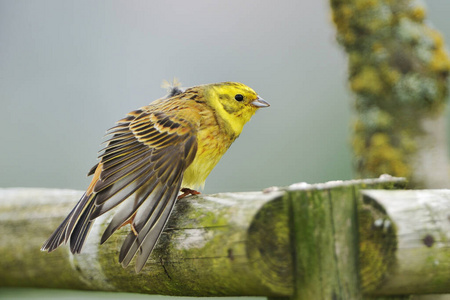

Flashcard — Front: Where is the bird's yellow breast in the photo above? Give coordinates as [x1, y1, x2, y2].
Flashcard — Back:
[181, 109, 235, 189]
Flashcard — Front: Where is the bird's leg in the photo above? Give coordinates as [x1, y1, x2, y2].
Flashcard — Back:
[131, 222, 138, 236]
[119, 212, 139, 236]
[178, 188, 201, 200]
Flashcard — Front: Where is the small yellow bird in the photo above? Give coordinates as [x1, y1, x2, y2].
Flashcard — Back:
[41, 81, 269, 272]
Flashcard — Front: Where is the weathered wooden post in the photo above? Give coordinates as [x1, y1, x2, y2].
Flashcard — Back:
[284, 176, 406, 300]
[287, 185, 361, 299]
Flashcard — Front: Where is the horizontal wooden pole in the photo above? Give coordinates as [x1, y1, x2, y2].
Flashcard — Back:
[0, 188, 292, 296]
[361, 190, 450, 296]
[0, 178, 449, 297]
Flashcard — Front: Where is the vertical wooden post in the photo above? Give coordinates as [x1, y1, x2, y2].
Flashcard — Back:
[287, 187, 361, 299]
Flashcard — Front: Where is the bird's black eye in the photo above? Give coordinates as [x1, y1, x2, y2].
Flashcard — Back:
[235, 94, 244, 101]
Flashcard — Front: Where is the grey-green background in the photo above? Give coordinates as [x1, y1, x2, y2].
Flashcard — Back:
[1, 0, 449, 299]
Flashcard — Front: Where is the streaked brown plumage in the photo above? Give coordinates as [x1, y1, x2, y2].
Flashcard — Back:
[41, 81, 269, 272]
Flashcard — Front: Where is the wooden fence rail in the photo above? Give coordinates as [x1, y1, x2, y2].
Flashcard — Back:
[0, 176, 449, 299]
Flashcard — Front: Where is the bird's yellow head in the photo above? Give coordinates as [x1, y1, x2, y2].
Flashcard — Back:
[202, 82, 270, 136]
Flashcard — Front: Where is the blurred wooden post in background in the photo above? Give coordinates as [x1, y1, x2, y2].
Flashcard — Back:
[1, 176, 449, 299]
[330, 0, 450, 189]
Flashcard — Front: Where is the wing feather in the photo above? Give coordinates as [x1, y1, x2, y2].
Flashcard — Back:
[120, 180, 181, 271]
[41, 203, 77, 251]
[99, 178, 159, 243]
[101, 134, 135, 145]
[119, 149, 186, 270]
[135, 184, 180, 271]
[70, 199, 96, 253]
[41, 104, 198, 270]
[91, 168, 156, 218]
[99, 150, 150, 180]
[97, 141, 142, 160]
[65, 193, 96, 245]
[94, 153, 151, 193]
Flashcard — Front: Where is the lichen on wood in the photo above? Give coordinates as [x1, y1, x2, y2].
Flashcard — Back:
[330, 0, 450, 187]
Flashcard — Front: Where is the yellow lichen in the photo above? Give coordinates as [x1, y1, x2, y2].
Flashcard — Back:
[355, 0, 377, 10]
[429, 28, 445, 48]
[372, 42, 384, 53]
[341, 4, 353, 20]
[409, 5, 426, 22]
[430, 47, 450, 73]
[353, 119, 365, 132]
[365, 133, 410, 177]
[352, 136, 365, 156]
[427, 29, 450, 73]
[331, 4, 353, 32]
[367, 19, 389, 33]
[380, 65, 401, 86]
[344, 31, 357, 45]
[331, 0, 449, 185]
[374, 110, 393, 128]
[433, 50, 450, 72]
[351, 66, 384, 95]
[349, 52, 363, 68]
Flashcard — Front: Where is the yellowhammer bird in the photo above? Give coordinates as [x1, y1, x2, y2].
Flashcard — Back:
[41, 81, 269, 272]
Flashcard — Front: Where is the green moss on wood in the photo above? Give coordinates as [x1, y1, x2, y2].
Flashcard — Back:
[0, 190, 92, 291]
[358, 200, 397, 293]
[91, 193, 286, 297]
[287, 183, 377, 299]
[247, 196, 292, 295]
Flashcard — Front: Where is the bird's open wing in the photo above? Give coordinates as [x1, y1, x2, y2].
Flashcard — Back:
[42, 107, 198, 272]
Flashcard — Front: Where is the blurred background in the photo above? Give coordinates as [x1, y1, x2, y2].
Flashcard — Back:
[1, 0, 449, 299]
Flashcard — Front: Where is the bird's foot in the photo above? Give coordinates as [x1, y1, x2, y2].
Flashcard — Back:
[130, 223, 138, 236]
[119, 214, 138, 236]
[178, 188, 201, 200]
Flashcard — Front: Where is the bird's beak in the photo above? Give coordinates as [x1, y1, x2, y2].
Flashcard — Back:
[251, 96, 270, 108]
